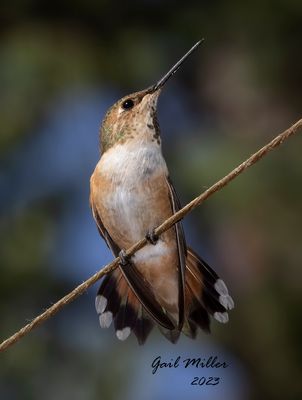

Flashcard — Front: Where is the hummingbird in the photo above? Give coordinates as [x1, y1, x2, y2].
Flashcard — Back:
[90, 40, 234, 344]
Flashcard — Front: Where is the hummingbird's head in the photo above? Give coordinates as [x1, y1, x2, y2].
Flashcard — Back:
[100, 87, 161, 153]
[99, 39, 203, 153]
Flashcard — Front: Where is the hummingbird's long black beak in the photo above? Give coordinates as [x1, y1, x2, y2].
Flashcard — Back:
[151, 39, 204, 92]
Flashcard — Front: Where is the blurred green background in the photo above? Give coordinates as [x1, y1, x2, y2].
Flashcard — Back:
[0, 1, 302, 399]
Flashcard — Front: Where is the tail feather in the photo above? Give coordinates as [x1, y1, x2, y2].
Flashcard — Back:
[186, 254, 225, 315]
[158, 326, 180, 343]
[184, 283, 210, 334]
[133, 307, 154, 345]
[96, 268, 154, 343]
[95, 248, 234, 344]
[95, 271, 122, 328]
[114, 288, 138, 341]
[185, 319, 198, 339]
[185, 248, 234, 330]
[188, 248, 219, 283]
[190, 307, 211, 332]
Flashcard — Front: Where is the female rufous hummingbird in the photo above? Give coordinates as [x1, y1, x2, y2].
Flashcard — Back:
[90, 41, 234, 344]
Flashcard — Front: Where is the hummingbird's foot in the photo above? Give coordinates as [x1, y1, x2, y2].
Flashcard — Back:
[146, 229, 159, 245]
[119, 249, 131, 266]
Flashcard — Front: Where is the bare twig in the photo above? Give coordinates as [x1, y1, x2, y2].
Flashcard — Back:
[0, 118, 301, 353]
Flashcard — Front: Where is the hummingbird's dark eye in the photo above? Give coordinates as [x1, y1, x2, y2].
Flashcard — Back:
[122, 99, 134, 110]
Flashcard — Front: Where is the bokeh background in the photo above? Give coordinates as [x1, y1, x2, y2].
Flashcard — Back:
[1, 1, 302, 399]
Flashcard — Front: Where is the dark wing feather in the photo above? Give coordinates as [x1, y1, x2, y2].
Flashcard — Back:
[165, 176, 187, 330]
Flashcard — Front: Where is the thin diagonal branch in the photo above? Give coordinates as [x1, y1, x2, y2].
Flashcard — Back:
[0, 118, 301, 353]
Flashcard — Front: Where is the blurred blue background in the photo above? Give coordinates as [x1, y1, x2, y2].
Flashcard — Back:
[0, 1, 302, 399]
